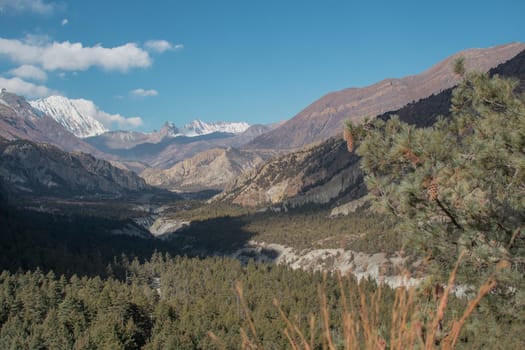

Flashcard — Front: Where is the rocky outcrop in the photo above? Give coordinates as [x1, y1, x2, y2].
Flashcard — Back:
[247, 43, 525, 150]
[232, 241, 422, 289]
[141, 147, 265, 191]
[214, 137, 365, 207]
[0, 138, 148, 197]
[329, 196, 369, 217]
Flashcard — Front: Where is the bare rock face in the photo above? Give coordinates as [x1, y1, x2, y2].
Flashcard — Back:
[215, 137, 365, 207]
[232, 241, 422, 289]
[141, 147, 265, 191]
[247, 43, 525, 150]
[329, 197, 369, 217]
[0, 138, 147, 197]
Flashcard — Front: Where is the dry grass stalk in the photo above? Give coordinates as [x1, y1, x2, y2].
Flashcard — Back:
[336, 271, 358, 349]
[442, 277, 497, 349]
[223, 252, 496, 350]
[508, 226, 522, 249]
[283, 328, 300, 350]
[343, 128, 354, 152]
[208, 331, 228, 350]
[273, 298, 311, 350]
[424, 251, 466, 349]
[234, 281, 265, 350]
[308, 313, 316, 349]
[319, 283, 336, 350]
[240, 328, 257, 350]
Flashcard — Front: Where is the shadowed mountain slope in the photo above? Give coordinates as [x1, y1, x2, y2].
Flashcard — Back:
[0, 137, 148, 197]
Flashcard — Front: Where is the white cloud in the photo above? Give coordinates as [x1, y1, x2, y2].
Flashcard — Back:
[0, 37, 152, 72]
[0, 76, 53, 98]
[61, 18, 68, 26]
[72, 98, 143, 129]
[174, 44, 184, 50]
[130, 88, 158, 97]
[0, 0, 56, 15]
[9, 64, 47, 81]
[144, 40, 173, 53]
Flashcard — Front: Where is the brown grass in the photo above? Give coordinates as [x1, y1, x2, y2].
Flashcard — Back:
[210, 250, 497, 350]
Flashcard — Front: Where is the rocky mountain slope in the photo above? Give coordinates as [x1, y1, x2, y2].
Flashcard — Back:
[377, 47, 525, 127]
[90, 123, 274, 169]
[30, 96, 108, 138]
[214, 137, 364, 207]
[0, 137, 148, 197]
[141, 147, 265, 191]
[217, 45, 525, 208]
[247, 42, 525, 150]
[0, 91, 107, 157]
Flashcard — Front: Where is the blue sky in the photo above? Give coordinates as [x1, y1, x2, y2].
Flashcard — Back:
[0, 0, 524, 132]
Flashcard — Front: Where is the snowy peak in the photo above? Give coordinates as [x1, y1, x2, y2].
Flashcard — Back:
[30, 96, 108, 138]
[181, 119, 250, 137]
[159, 122, 180, 137]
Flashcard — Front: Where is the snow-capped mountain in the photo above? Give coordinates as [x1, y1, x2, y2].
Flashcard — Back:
[180, 119, 250, 137]
[30, 96, 108, 138]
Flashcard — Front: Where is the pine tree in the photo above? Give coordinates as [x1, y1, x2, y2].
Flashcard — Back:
[346, 69, 525, 336]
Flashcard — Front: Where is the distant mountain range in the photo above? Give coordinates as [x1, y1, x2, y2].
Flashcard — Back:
[247, 42, 525, 150]
[86, 123, 273, 169]
[180, 119, 250, 137]
[30, 95, 251, 140]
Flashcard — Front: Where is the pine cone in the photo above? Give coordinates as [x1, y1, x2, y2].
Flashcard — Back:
[343, 128, 354, 152]
[403, 148, 420, 166]
[427, 178, 438, 201]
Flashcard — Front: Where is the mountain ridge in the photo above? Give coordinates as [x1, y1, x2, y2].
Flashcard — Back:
[0, 137, 148, 197]
[0, 91, 108, 157]
[247, 42, 525, 150]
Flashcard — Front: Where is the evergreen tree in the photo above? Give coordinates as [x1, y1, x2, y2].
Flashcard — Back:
[345, 69, 525, 339]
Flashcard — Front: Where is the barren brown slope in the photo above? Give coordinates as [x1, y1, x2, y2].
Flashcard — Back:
[141, 147, 265, 191]
[247, 42, 525, 150]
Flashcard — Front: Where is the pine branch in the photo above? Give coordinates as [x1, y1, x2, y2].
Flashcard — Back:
[435, 198, 463, 231]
